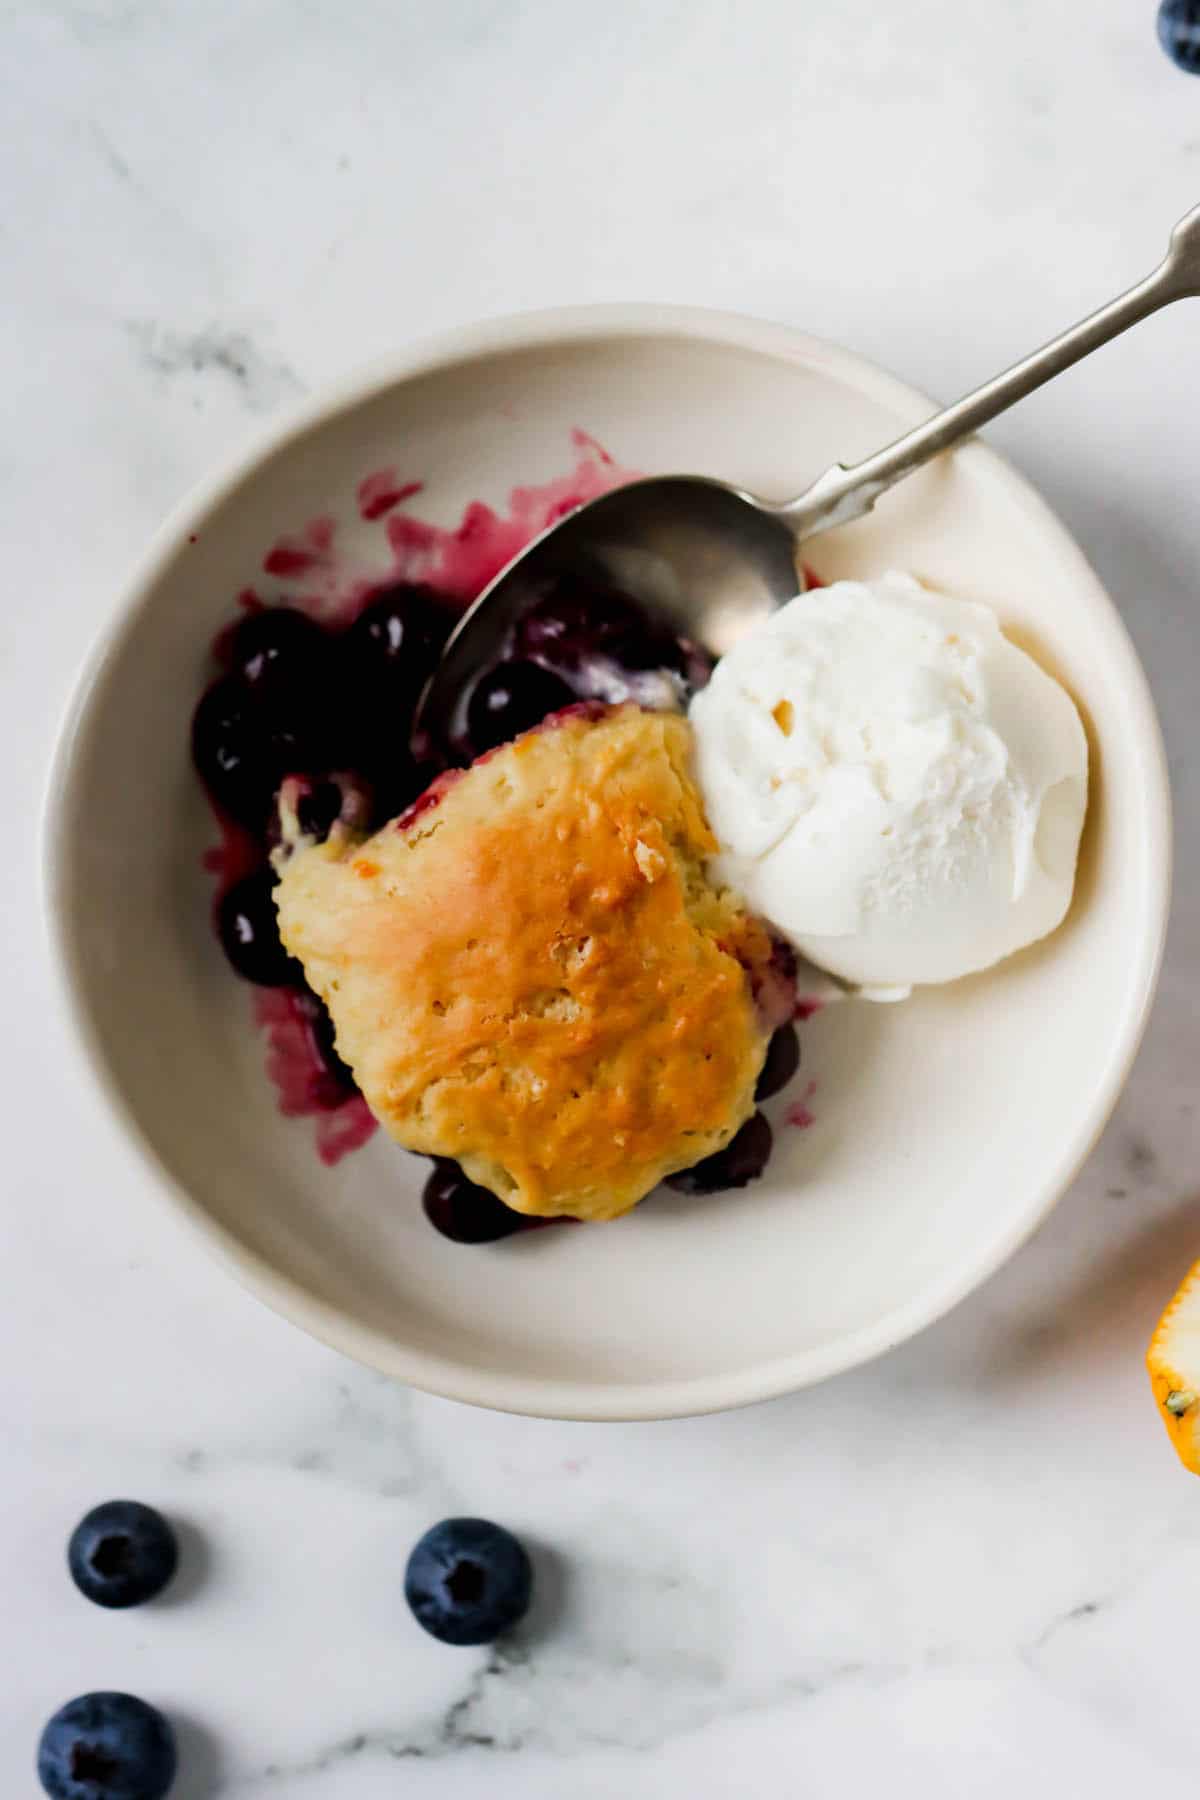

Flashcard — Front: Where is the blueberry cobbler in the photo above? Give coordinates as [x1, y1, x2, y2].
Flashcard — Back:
[192, 481, 803, 1242]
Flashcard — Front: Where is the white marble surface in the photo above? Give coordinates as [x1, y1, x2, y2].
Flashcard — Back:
[6, 1, 1200, 1793]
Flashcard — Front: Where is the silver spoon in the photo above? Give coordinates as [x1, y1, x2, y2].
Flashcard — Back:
[418, 202, 1200, 746]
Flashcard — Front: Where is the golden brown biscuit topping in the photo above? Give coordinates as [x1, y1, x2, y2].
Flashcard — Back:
[276, 705, 772, 1221]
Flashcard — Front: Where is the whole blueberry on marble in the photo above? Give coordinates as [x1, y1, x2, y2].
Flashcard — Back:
[405, 1517, 533, 1645]
[67, 1501, 178, 1609]
[1159, 0, 1200, 71]
[37, 1692, 176, 1800]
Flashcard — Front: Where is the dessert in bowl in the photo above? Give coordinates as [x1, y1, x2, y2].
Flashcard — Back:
[46, 307, 1169, 1419]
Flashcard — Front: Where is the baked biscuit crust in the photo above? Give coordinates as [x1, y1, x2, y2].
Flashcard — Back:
[276, 705, 771, 1221]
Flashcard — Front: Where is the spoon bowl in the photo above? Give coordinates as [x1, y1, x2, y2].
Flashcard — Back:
[419, 473, 801, 750]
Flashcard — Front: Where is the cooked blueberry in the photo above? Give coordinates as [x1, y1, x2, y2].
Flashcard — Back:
[369, 755, 446, 827]
[422, 1160, 527, 1243]
[516, 578, 647, 666]
[680, 637, 717, 693]
[227, 606, 324, 698]
[267, 771, 376, 856]
[755, 1024, 801, 1101]
[38, 1692, 176, 1800]
[345, 584, 453, 695]
[67, 1502, 177, 1610]
[216, 870, 299, 986]
[192, 674, 315, 830]
[337, 588, 454, 781]
[295, 778, 346, 840]
[191, 676, 263, 823]
[517, 578, 694, 680]
[664, 1111, 773, 1194]
[1159, 0, 1200, 71]
[768, 934, 799, 990]
[607, 621, 689, 676]
[301, 989, 358, 1099]
[405, 1517, 533, 1645]
[466, 661, 574, 753]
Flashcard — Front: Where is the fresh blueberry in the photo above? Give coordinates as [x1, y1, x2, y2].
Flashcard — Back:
[216, 870, 300, 986]
[67, 1501, 178, 1610]
[1159, 0, 1200, 71]
[227, 606, 324, 698]
[405, 1517, 533, 1645]
[465, 660, 574, 754]
[422, 1160, 528, 1242]
[191, 674, 316, 830]
[664, 1111, 774, 1194]
[37, 1692, 176, 1800]
[755, 1024, 801, 1101]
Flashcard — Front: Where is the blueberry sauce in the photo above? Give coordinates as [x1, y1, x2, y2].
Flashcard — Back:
[356, 469, 423, 521]
[262, 515, 336, 581]
[253, 987, 377, 1166]
[194, 433, 812, 1210]
[785, 1080, 819, 1132]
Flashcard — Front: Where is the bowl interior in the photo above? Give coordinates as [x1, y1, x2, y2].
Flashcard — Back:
[50, 316, 1168, 1419]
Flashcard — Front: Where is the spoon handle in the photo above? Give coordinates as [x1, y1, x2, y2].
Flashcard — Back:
[783, 202, 1200, 539]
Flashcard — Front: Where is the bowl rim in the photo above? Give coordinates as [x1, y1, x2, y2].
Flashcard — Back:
[42, 301, 1173, 1422]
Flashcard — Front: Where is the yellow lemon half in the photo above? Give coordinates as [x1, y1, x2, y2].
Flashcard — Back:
[1148, 1259, 1200, 1473]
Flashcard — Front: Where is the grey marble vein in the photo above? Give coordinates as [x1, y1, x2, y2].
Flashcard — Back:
[126, 322, 306, 413]
[226, 1643, 888, 1792]
[1024, 1597, 1104, 1658]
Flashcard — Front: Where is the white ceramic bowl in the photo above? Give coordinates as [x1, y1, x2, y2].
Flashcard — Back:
[46, 306, 1170, 1421]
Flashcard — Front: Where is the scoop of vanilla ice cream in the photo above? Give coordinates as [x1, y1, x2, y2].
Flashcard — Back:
[689, 572, 1088, 991]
